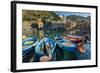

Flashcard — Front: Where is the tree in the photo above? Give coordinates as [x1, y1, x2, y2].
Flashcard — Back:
[87, 16, 91, 21]
[22, 10, 61, 22]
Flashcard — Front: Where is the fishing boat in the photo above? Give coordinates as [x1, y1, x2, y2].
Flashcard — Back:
[35, 38, 56, 56]
[55, 36, 77, 53]
[63, 35, 86, 53]
[22, 36, 38, 62]
[34, 38, 57, 61]
[22, 40, 38, 56]
[64, 35, 82, 44]
[55, 34, 86, 53]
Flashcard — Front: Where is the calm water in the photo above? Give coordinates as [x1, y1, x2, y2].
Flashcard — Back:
[22, 30, 91, 62]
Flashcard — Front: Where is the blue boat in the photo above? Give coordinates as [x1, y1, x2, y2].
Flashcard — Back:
[34, 38, 58, 61]
[55, 36, 77, 53]
[22, 36, 38, 62]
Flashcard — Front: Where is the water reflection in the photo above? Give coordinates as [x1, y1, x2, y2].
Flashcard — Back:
[22, 34, 91, 62]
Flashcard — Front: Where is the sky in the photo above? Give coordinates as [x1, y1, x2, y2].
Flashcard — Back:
[55, 11, 91, 17]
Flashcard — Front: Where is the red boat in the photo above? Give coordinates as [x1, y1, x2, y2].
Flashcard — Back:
[63, 35, 85, 53]
[64, 35, 82, 43]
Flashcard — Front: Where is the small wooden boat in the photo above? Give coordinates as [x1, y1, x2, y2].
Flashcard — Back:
[22, 36, 38, 62]
[64, 35, 82, 44]
[63, 35, 86, 53]
[34, 38, 57, 61]
[55, 37, 77, 53]
[35, 38, 56, 56]
[55, 35, 85, 53]
[22, 40, 38, 62]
